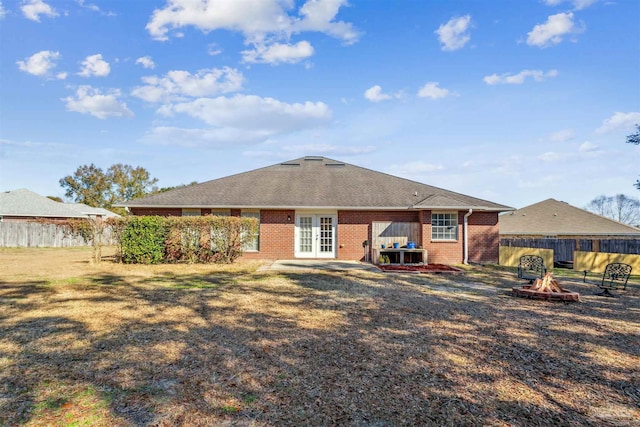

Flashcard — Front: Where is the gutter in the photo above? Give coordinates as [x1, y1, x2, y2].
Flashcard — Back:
[118, 203, 512, 212]
[463, 209, 473, 265]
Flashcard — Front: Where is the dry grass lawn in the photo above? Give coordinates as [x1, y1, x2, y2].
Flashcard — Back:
[1, 247, 638, 426]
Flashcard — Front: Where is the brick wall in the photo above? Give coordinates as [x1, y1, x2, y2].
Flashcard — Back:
[337, 211, 419, 261]
[420, 211, 464, 265]
[420, 210, 500, 264]
[468, 211, 499, 264]
[241, 210, 295, 260]
[128, 207, 500, 264]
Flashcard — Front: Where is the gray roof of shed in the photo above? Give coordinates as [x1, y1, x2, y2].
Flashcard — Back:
[499, 198, 640, 236]
[124, 156, 513, 211]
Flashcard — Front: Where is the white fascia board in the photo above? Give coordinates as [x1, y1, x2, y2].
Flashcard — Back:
[121, 204, 512, 211]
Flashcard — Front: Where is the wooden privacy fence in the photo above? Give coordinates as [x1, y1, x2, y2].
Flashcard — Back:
[499, 246, 554, 271]
[371, 221, 421, 249]
[500, 238, 575, 262]
[574, 251, 640, 273]
[500, 238, 640, 262]
[0, 222, 116, 247]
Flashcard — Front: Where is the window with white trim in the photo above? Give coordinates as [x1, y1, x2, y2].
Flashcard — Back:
[431, 212, 458, 240]
[182, 208, 201, 216]
[241, 210, 260, 251]
[211, 209, 231, 216]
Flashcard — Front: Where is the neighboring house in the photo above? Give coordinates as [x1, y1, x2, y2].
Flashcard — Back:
[123, 156, 513, 264]
[499, 198, 640, 238]
[499, 198, 640, 264]
[0, 188, 119, 221]
[64, 203, 120, 219]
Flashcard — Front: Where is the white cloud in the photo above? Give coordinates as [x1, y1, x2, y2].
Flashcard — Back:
[161, 94, 331, 133]
[242, 41, 314, 64]
[78, 54, 110, 77]
[543, 0, 597, 10]
[56, 72, 68, 80]
[293, 0, 360, 43]
[17, 50, 64, 78]
[281, 143, 376, 156]
[549, 128, 575, 142]
[63, 86, 133, 119]
[21, 0, 58, 21]
[146, 0, 359, 65]
[390, 161, 444, 174]
[364, 85, 401, 102]
[417, 82, 453, 99]
[76, 0, 116, 16]
[484, 69, 558, 85]
[527, 12, 583, 47]
[0, 2, 6, 19]
[435, 15, 472, 51]
[0, 138, 68, 148]
[538, 151, 563, 162]
[142, 126, 271, 147]
[146, 0, 358, 43]
[579, 141, 598, 152]
[135, 56, 155, 69]
[596, 112, 640, 134]
[131, 67, 244, 103]
[207, 43, 223, 56]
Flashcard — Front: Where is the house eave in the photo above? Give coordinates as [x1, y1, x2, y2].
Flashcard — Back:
[121, 203, 512, 212]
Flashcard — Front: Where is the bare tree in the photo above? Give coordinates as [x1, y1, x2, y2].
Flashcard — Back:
[626, 124, 640, 190]
[586, 194, 640, 226]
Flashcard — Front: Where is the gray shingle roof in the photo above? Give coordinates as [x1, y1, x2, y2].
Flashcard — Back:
[124, 156, 513, 211]
[499, 198, 640, 236]
[64, 203, 120, 218]
[0, 189, 120, 219]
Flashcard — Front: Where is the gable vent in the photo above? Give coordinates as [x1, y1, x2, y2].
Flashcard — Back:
[303, 156, 324, 161]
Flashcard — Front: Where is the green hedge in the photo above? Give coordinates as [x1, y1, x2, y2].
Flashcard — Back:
[109, 216, 258, 264]
[118, 216, 166, 264]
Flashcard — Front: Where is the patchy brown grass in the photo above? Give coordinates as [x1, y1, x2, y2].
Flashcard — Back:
[1, 247, 638, 426]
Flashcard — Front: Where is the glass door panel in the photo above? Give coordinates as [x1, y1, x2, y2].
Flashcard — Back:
[298, 216, 313, 254]
[319, 216, 333, 253]
[295, 214, 336, 258]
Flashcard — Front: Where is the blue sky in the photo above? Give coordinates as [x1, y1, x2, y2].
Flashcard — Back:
[1, 0, 638, 209]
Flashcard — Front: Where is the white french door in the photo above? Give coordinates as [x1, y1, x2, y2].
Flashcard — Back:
[295, 213, 337, 258]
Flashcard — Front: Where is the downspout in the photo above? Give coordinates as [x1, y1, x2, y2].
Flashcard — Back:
[463, 209, 473, 265]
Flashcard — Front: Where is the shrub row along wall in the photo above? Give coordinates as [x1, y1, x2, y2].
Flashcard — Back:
[110, 216, 258, 264]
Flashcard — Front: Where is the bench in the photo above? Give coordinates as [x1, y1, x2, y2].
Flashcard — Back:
[517, 255, 546, 284]
[583, 263, 632, 297]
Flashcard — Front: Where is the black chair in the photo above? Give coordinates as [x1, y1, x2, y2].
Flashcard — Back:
[583, 263, 632, 297]
[517, 255, 546, 284]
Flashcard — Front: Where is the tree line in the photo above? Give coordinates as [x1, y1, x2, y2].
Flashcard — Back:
[58, 163, 195, 215]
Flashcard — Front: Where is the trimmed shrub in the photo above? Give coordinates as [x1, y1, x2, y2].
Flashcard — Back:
[119, 216, 166, 264]
[110, 216, 258, 264]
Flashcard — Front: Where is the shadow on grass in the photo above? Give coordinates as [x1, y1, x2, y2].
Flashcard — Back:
[0, 266, 638, 426]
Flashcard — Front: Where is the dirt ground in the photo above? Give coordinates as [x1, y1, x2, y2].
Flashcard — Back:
[1, 247, 638, 426]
